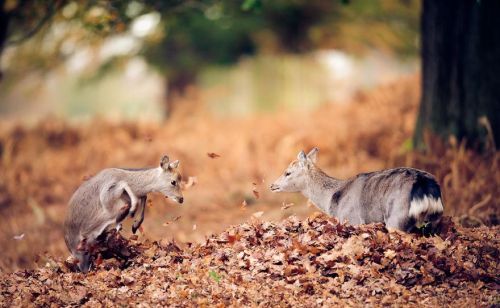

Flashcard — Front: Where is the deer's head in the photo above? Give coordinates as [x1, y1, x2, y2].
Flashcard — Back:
[270, 147, 319, 193]
[158, 155, 184, 204]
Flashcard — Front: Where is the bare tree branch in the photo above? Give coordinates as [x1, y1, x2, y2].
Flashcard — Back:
[5, 1, 64, 46]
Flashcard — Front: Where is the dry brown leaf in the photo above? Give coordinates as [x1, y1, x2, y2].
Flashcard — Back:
[13, 233, 25, 240]
[162, 216, 181, 227]
[82, 174, 93, 181]
[94, 254, 104, 266]
[183, 176, 198, 189]
[207, 152, 220, 159]
[384, 249, 397, 260]
[281, 202, 294, 210]
[252, 189, 260, 199]
[252, 211, 264, 218]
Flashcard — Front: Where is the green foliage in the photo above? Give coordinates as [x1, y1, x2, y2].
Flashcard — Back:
[144, 2, 260, 73]
[208, 270, 221, 282]
[241, 0, 261, 11]
[2, 0, 420, 88]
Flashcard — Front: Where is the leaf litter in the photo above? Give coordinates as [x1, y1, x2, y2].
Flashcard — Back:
[0, 214, 497, 306]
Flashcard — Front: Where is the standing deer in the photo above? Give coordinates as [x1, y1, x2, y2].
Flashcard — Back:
[270, 148, 444, 232]
[64, 155, 184, 272]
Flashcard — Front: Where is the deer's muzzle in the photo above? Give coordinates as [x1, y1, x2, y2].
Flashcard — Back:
[270, 184, 280, 192]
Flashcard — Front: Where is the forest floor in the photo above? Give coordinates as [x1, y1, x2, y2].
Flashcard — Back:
[0, 75, 498, 305]
[0, 215, 498, 306]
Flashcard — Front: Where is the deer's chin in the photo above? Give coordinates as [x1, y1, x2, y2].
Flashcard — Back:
[166, 195, 184, 205]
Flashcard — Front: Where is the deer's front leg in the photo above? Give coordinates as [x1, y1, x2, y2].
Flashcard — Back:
[132, 196, 147, 234]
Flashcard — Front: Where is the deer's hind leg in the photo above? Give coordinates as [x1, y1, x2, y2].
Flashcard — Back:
[384, 199, 411, 232]
[99, 181, 138, 229]
[115, 191, 132, 225]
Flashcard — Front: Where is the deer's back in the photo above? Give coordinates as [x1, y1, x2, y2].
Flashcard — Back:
[334, 167, 436, 224]
[64, 169, 121, 250]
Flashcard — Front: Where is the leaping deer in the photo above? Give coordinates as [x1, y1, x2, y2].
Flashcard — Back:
[64, 155, 184, 272]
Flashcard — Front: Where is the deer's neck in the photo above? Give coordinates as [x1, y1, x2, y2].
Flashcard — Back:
[119, 168, 161, 196]
[302, 169, 343, 216]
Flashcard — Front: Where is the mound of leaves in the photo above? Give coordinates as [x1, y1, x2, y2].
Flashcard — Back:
[1, 215, 498, 306]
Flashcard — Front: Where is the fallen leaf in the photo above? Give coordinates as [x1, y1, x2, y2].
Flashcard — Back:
[252, 211, 264, 218]
[207, 152, 220, 159]
[432, 236, 449, 251]
[252, 189, 260, 199]
[183, 176, 198, 189]
[162, 216, 181, 227]
[13, 233, 25, 240]
[281, 202, 294, 210]
[94, 254, 103, 266]
[82, 174, 93, 181]
[384, 249, 397, 260]
[209, 270, 221, 283]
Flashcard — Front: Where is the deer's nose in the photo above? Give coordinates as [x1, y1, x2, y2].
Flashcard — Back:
[178, 197, 184, 204]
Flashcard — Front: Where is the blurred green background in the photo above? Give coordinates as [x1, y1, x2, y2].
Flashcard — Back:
[0, 0, 419, 121]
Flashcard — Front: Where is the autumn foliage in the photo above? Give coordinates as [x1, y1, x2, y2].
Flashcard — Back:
[1, 215, 498, 306]
[0, 76, 498, 305]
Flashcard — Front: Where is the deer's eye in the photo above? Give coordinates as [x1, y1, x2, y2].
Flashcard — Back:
[285, 172, 291, 177]
[171, 180, 177, 186]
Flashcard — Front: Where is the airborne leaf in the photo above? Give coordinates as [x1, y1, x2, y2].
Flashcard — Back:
[207, 152, 220, 159]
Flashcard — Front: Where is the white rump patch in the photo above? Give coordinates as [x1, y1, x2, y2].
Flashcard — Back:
[409, 196, 444, 219]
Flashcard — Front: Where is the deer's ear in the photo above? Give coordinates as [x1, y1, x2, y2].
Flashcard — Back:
[160, 155, 170, 170]
[307, 147, 319, 163]
[169, 160, 179, 169]
[297, 150, 307, 165]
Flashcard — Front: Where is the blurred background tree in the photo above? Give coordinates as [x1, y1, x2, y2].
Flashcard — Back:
[414, 0, 500, 150]
[11, 0, 499, 149]
[0, 0, 419, 108]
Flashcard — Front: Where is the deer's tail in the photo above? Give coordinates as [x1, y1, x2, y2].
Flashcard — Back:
[407, 174, 444, 233]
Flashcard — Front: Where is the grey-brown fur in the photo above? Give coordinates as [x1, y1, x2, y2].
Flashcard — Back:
[270, 148, 444, 232]
[64, 155, 183, 272]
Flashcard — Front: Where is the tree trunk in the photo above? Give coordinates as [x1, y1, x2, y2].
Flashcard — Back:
[415, 0, 500, 150]
[165, 71, 195, 117]
[0, 0, 10, 81]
